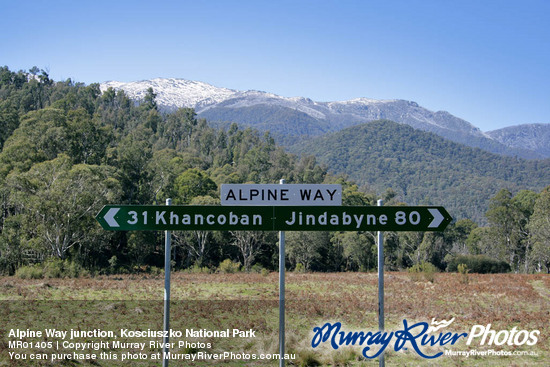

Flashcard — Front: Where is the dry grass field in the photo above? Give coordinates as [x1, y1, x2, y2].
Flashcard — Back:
[0, 272, 548, 366]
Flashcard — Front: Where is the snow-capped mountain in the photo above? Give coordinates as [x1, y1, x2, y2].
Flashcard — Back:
[487, 124, 550, 158]
[101, 78, 238, 110]
[100, 78, 548, 159]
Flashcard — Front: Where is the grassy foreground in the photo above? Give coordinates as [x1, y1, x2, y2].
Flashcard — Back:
[0, 271, 548, 366]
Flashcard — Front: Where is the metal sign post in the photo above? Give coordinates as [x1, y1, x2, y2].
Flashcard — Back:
[278, 179, 286, 367]
[377, 199, 385, 367]
[163, 198, 171, 367]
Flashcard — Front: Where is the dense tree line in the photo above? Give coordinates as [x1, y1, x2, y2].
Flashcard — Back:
[0, 66, 548, 275]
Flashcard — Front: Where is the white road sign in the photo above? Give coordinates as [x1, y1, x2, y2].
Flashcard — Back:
[221, 184, 342, 206]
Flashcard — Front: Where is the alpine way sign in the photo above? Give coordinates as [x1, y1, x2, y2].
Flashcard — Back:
[220, 184, 342, 206]
[96, 205, 452, 232]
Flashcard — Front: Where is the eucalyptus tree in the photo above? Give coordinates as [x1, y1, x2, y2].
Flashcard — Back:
[5, 155, 121, 262]
[528, 186, 550, 272]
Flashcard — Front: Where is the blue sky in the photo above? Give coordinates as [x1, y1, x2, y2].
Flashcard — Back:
[2, 0, 549, 131]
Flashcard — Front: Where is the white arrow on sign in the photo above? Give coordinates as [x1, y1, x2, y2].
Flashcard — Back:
[428, 208, 444, 228]
[104, 207, 120, 228]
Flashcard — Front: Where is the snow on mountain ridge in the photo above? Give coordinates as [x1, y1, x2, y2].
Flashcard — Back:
[333, 97, 397, 105]
[99, 78, 402, 119]
[99, 78, 484, 135]
[487, 123, 550, 157]
[100, 78, 238, 110]
[216, 90, 328, 119]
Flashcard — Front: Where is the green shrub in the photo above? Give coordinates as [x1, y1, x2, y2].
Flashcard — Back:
[66, 260, 84, 278]
[217, 259, 240, 274]
[330, 348, 358, 366]
[45, 258, 88, 278]
[149, 266, 164, 276]
[250, 263, 265, 274]
[187, 264, 211, 274]
[16, 258, 88, 279]
[43, 258, 64, 278]
[446, 254, 510, 273]
[15, 264, 44, 279]
[408, 261, 438, 283]
[108, 256, 118, 273]
[294, 263, 305, 273]
[132, 265, 151, 273]
[295, 349, 321, 367]
[457, 263, 469, 284]
[250, 264, 270, 276]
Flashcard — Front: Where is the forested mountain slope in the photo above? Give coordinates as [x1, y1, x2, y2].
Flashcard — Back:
[290, 120, 550, 223]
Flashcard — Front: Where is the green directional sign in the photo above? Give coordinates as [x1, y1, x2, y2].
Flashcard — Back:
[96, 205, 452, 232]
[273, 206, 452, 232]
[96, 205, 275, 231]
